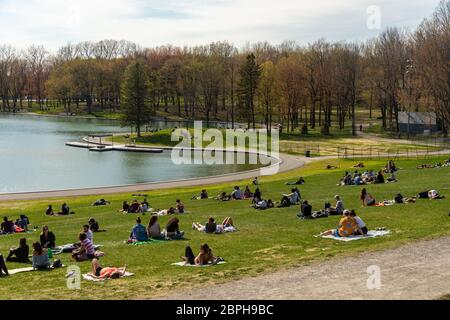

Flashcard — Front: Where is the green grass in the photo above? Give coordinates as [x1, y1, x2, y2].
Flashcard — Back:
[0, 157, 449, 300]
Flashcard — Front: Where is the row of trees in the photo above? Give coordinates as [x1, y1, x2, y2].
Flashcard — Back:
[1, 1, 449, 135]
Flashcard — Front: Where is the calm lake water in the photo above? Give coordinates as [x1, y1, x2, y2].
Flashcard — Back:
[0, 114, 263, 193]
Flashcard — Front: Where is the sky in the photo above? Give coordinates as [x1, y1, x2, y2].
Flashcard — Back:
[0, 0, 442, 51]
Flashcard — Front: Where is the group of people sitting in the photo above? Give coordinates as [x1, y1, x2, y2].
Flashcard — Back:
[128, 216, 185, 242]
[318, 209, 368, 238]
[0, 215, 30, 234]
[119, 199, 151, 213]
[216, 186, 261, 202]
[192, 217, 237, 234]
[45, 203, 73, 216]
[417, 158, 450, 169]
[181, 243, 223, 266]
[339, 169, 396, 186]
[384, 160, 398, 173]
[297, 195, 345, 219]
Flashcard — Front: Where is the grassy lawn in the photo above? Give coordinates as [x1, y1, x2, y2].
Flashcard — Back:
[0, 156, 449, 300]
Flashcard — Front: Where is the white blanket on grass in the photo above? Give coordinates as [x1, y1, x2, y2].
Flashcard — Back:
[171, 261, 226, 267]
[82, 272, 134, 282]
[321, 230, 390, 242]
[9, 265, 66, 275]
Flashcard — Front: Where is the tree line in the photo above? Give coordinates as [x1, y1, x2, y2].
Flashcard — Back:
[0, 0, 448, 135]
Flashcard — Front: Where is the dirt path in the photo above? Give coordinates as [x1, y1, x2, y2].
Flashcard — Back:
[157, 236, 450, 300]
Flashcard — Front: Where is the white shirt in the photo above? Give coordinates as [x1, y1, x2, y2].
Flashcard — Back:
[355, 216, 366, 228]
[86, 229, 93, 242]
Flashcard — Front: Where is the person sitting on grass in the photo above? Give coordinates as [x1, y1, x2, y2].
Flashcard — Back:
[252, 177, 259, 186]
[192, 217, 236, 234]
[1, 217, 15, 234]
[350, 210, 368, 235]
[89, 218, 100, 232]
[192, 190, 209, 200]
[166, 217, 184, 240]
[252, 188, 262, 203]
[82, 225, 93, 243]
[175, 200, 185, 214]
[90, 258, 127, 280]
[147, 216, 164, 239]
[278, 188, 301, 207]
[59, 203, 70, 215]
[328, 195, 345, 216]
[387, 172, 397, 183]
[252, 199, 274, 210]
[354, 174, 363, 185]
[141, 199, 151, 212]
[298, 200, 313, 219]
[15, 215, 30, 232]
[6, 238, 30, 263]
[375, 170, 385, 184]
[0, 254, 9, 276]
[317, 210, 358, 238]
[72, 232, 96, 261]
[32, 242, 50, 270]
[231, 186, 243, 200]
[130, 217, 149, 242]
[243, 186, 253, 199]
[45, 205, 54, 216]
[128, 200, 141, 213]
[40, 226, 56, 249]
[360, 188, 376, 207]
[181, 243, 218, 266]
[120, 201, 130, 213]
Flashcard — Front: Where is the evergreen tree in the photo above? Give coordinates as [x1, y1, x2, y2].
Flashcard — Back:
[238, 53, 261, 129]
[120, 60, 153, 137]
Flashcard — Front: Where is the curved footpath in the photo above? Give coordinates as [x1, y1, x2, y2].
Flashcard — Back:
[156, 236, 450, 300]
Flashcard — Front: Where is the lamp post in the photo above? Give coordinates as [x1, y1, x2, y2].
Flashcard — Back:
[405, 59, 415, 139]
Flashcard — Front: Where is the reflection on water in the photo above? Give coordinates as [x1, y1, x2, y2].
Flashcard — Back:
[0, 114, 264, 193]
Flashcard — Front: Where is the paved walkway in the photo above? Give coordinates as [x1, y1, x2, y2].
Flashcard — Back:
[157, 236, 450, 300]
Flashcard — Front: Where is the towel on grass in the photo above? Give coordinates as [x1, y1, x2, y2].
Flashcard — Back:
[171, 261, 226, 267]
[321, 230, 390, 242]
[52, 244, 103, 255]
[82, 272, 134, 282]
[9, 265, 66, 275]
[126, 239, 166, 245]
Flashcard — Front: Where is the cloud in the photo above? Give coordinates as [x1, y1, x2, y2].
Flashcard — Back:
[0, 0, 442, 51]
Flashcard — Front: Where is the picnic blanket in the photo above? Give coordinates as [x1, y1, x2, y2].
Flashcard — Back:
[171, 261, 226, 267]
[82, 272, 134, 282]
[52, 244, 103, 255]
[374, 200, 395, 207]
[321, 230, 390, 242]
[9, 265, 66, 275]
[125, 239, 167, 245]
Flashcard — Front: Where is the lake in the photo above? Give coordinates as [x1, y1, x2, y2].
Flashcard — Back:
[0, 114, 263, 193]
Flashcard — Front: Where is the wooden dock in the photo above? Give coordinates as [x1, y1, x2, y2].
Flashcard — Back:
[65, 141, 164, 153]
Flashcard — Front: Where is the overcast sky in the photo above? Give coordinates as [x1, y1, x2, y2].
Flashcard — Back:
[0, 0, 442, 51]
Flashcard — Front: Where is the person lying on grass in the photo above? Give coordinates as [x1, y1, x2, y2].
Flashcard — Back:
[147, 216, 165, 239]
[93, 199, 110, 206]
[285, 177, 305, 185]
[40, 226, 56, 249]
[360, 188, 376, 207]
[394, 193, 416, 204]
[216, 192, 231, 201]
[6, 238, 30, 263]
[417, 190, 445, 200]
[192, 217, 236, 234]
[354, 162, 365, 168]
[90, 258, 127, 280]
[72, 232, 96, 261]
[181, 243, 222, 266]
[317, 210, 364, 238]
[251, 199, 274, 210]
